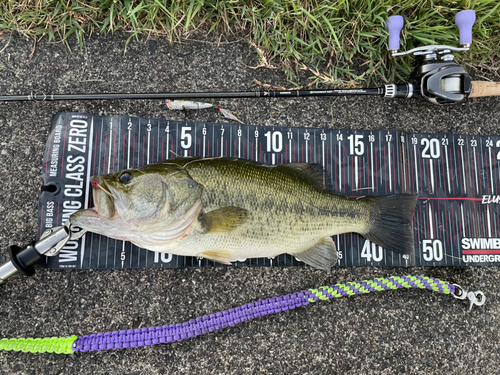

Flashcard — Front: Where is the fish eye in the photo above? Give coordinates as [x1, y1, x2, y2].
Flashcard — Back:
[119, 172, 132, 184]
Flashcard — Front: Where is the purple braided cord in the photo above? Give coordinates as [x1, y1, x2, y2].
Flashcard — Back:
[72, 276, 455, 352]
[73, 291, 313, 352]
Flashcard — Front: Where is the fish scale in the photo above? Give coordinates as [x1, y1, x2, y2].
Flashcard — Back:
[176, 158, 370, 261]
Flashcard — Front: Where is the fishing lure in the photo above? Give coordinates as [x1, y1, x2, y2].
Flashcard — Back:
[166, 99, 213, 110]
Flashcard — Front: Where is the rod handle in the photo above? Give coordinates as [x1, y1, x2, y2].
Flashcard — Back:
[385, 16, 404, 51]
[0, 243, 44, 284]
[455, 10, 475, 46]
[469, 81, 500, 98]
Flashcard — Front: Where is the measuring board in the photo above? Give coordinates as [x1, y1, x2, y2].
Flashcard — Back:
[39, 113, 500, 269]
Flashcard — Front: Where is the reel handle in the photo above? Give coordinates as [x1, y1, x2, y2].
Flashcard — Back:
[469, 81, 500, 98]
[385, 15, 404, 52]
[388, 9, 475, 57]
[455, 10, 475, 46]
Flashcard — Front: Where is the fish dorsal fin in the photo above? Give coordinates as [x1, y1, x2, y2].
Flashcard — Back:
[199, 206, 249, 233]
[292, 237, 338, 269]
[278, 163, 325, 190]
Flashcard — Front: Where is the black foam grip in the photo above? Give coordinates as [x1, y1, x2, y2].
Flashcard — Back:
[8, 243, 44, 277]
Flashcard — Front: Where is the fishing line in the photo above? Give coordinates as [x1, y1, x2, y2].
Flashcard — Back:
[0, 276, 485, 354]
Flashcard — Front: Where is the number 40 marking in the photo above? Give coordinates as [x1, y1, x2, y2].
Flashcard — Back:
[361, 241, 383, 262]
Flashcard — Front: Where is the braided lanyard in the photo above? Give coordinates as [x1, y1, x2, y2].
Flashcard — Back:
[0, 275, 485, 354]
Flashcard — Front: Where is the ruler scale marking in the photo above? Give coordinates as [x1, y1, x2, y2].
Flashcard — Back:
[41, 116, 500, 269]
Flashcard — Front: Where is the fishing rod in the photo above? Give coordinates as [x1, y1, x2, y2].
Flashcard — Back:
[1, 10, 498, 106]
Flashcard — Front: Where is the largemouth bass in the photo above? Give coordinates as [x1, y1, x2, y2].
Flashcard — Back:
[69, 157, 417, 269]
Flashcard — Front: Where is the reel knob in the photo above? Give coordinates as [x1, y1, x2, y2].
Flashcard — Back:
[385, 15, 404, 53]
[455, 10, 476, 47]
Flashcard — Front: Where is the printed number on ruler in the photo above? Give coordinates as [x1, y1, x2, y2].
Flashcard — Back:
[422, 239, 444, 262]
[264, 131, 283, 153]
[421, 137, 440, 159]
[348, 134, 364, 156]
[486, 138, 500, 161]
[181, 126, 192, 157]
[361, 241, 384, 262]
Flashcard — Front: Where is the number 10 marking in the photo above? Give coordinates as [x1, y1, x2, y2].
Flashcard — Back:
[264, 131, 283, 152]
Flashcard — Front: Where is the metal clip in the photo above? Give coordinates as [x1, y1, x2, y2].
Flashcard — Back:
[38, 223, 87, 257]
[466, 291, 486, 312]
[451, 284, 467, 300]
[65, 221, 87, 240]
[37, 225, 71, 257]
[451, 284, 486, 311]
[0, 224, 87, 284]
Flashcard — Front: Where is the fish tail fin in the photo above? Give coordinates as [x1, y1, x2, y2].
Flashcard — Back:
[361, 194, 418, 256]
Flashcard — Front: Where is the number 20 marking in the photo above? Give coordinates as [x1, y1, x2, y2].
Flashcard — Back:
[421, 138, 440, 159]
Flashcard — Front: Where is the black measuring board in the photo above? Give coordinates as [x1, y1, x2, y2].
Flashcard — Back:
[38, 113, 500, 269]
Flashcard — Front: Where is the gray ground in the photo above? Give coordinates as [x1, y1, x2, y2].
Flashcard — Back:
[0, 31, 499, 375]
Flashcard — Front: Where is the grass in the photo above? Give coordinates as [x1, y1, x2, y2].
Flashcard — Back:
[0, 0, 499, 86]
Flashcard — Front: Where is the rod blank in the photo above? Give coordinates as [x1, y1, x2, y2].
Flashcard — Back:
[0, 88, 384, 102]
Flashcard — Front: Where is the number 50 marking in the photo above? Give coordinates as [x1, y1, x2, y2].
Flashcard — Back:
[422, 239, 443, 261]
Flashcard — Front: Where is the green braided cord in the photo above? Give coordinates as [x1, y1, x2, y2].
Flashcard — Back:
[307, 275, 454, 302]
[0, 335, 77, 354]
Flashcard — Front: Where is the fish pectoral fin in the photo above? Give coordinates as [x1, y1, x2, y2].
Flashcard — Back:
[199, 206, 249, 233]
[197, 250, 234, 265]
[292, 237, 338, 269]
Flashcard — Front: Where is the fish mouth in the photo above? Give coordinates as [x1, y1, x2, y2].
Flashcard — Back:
[91, 176, 116, 219]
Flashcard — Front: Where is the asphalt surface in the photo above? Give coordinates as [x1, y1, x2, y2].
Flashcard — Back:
[0, 32, 499, 375]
